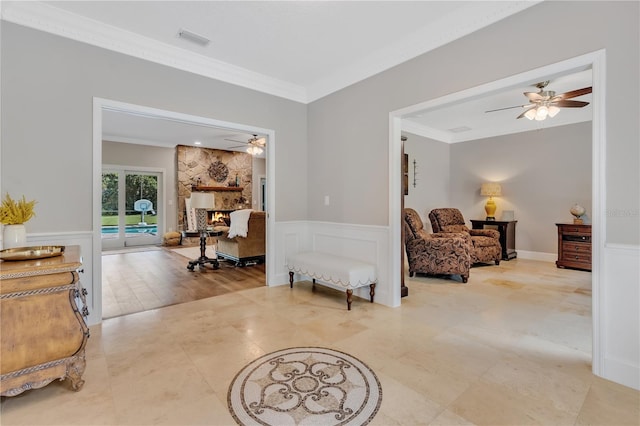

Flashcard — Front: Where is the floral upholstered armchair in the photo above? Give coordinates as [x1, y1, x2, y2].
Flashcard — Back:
[428, 208, 501, 265]
[403, 208, 471, 283]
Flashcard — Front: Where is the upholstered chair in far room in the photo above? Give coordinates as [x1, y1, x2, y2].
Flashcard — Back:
[428, 208, 501, 265]
[403, 208, 471, 283]
[216, 211, 266, 266]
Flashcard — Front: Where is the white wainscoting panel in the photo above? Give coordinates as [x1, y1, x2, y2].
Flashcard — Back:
[602, 243, 640, 390]
[273, 221, 392, 307]
[22, 232, 99, 325]
[270, 221, 309, 286]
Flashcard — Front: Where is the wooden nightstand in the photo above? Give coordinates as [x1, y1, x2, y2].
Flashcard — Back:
[556, 223, 592, 271]
[470, 219, 517, 260]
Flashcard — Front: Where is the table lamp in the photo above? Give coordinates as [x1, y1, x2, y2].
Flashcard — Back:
[480, 183, 502, 220]
[187, 191, 219, 270]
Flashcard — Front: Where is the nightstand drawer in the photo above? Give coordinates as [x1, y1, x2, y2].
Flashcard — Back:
[562, 242, 592, 254]
[561, 252, 591, 263]
[562, 226, 591, 236]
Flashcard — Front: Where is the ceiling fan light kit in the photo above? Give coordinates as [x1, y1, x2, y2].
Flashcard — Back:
[225, 134, 266, 156]
[487, 80, 592, 121]
[524, 104, 561, 121]
[246, 145, 263, 156]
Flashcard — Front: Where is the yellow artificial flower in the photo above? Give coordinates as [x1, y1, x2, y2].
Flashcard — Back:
[0, 193, 37, 225]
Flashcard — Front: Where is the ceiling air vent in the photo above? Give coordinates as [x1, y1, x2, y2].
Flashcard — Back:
[177, 28, 210, 46]
[448, 126, 472, 133]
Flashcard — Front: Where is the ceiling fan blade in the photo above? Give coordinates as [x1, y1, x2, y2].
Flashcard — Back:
[228, 145, 248, 149]
[524, 91, 544, 102]
[254, 137, 266, 146]
[552, 86, 592, 101]
[552, 100, 590, 108]
[485, 105, 527, 113]
[224, 138, 247, 144]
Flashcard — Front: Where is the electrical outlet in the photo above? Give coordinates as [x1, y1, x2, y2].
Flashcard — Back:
[324, 195, 330, 206]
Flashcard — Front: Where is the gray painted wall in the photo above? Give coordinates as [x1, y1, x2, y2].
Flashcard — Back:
[450, 122, 592, 254]
[1, 22, 308, 234]
[252, 157, 266, 211]
[2, 2, 636, 242]
[307, 1, 639, 245]
[403, 132, 450, 233]
[404, 122, 592, 255]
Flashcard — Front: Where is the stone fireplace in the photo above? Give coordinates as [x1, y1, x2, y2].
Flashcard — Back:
[177, 145, 252, 231]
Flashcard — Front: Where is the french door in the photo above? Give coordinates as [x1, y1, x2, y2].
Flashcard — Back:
[101, 168, 162, 249]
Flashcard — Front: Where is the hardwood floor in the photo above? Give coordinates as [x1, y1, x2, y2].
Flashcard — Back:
[101, 246, 265, 319]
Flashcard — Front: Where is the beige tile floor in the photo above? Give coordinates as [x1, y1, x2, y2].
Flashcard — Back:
[1, 259, 638, 425]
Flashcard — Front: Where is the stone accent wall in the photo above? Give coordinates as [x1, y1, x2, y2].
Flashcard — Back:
[177, 145, 252, 230]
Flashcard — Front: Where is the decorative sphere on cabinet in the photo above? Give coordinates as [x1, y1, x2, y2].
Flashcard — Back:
[570, 204, 586, 218]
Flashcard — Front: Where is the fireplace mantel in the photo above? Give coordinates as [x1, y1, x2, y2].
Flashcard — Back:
[192, 186, 244, 192]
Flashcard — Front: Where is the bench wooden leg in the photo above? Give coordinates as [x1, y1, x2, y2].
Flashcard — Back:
[346, 289, 353, 311]
[289, 271, 294, 288]
[369, 283, 376, 303]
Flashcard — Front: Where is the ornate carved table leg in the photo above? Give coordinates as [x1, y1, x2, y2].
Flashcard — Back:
[369, 283, 376, 303]
[346, 289, 353, 310]
[67, 353, 86, 391]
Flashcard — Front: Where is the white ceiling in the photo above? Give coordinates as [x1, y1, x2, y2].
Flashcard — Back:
[2, 1, 593, 149]
[102, 110, 267, 155]
[404, 68, 593, 143]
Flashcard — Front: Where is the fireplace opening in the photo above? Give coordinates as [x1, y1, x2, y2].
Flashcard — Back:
[210, 210, 234, 226]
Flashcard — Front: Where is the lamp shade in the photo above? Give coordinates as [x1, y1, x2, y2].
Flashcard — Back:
[480, 183, 502, 197]
[190, 191, 214, 209]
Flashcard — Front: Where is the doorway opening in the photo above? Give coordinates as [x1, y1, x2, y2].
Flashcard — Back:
[92, 98, 277, 322]
[389, 49, 606, 375]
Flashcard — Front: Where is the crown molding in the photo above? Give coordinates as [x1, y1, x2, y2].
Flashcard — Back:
[307, 1, 542, 102]
[0, 1, 307, 103]
[2, 1, 540, 104]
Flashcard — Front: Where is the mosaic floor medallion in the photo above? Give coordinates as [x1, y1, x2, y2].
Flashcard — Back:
[228, 347, 382, 425]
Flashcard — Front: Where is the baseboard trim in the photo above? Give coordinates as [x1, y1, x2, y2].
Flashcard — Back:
[604, 356, 640, 390]
[515, 250, 556, 262]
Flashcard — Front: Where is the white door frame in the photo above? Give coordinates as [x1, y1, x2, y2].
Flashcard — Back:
[388, 50, 606, 376]
[92, 98, 277, 322]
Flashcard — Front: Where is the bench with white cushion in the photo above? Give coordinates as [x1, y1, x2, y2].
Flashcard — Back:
[286, 252, 376, 310]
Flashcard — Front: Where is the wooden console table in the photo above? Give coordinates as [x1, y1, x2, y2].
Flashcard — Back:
[0, 246, 89, 397]
[470, 219, 518, 260]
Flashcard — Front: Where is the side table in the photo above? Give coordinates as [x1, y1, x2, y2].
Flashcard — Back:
[555, 223, 591, 271]
[470, 219, 517, 260]
[181, 230, 222, 270]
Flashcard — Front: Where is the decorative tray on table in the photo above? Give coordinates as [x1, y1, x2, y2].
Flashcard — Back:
[0, 245, 65, 261]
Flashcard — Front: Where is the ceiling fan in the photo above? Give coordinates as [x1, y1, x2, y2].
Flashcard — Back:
[225, 134, 266, 155]
[486, 80, 592, 121]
